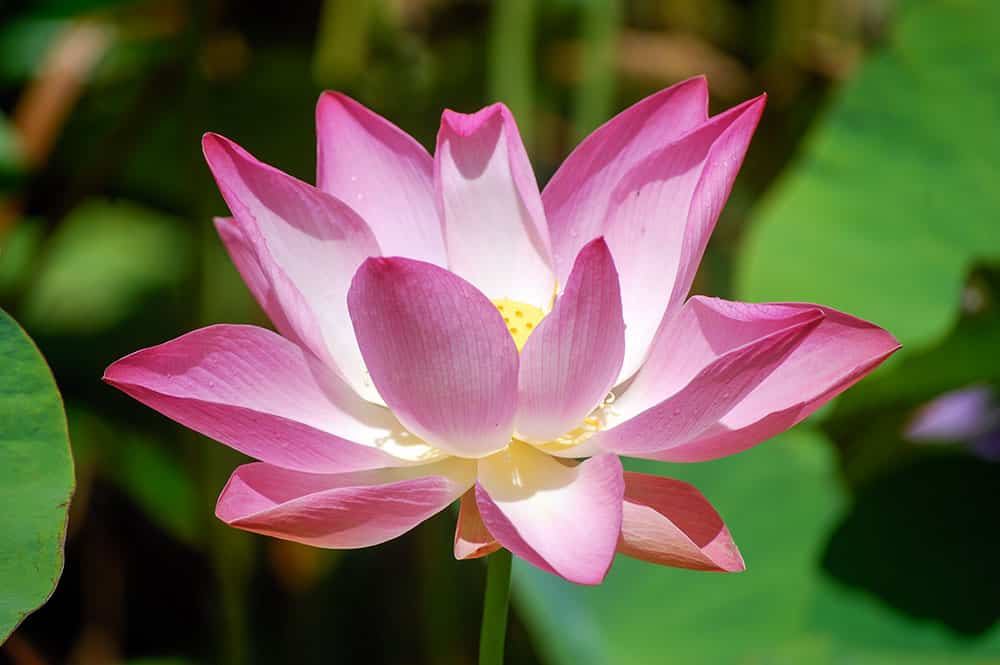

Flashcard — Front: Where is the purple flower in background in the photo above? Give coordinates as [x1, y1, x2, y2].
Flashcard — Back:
[906, 385, 1000, 461]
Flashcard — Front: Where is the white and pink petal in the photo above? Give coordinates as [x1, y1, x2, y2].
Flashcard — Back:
[605, 95, 767, 384]
[454, 490, 501, 560]
[435, 104, 554, 309]
[618, 472, 744, 572]
[348, 257, 519, 459]
[316, 92, 446, 265]
[217, 458, 475, 548]
[103, 325, 431, 472]
[475, 443, 624, 585]
[203, 134, 382, 403]
[618, 297, 827, 418]
[543, 76, 710, 283]
[516, 238, 624, 443]
[644, 302, 900, 462]
[596, 305, 823, 457]
[213, 216, 301, 342]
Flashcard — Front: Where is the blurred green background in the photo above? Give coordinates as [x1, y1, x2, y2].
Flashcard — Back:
[2, 0, 999, 663]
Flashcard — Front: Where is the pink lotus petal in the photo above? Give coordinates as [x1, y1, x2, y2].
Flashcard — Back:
[543, 76, 709, 284]
[619, 297, 825, 414]
[214, 216, 302, 342]
[217, 458, 475, 548]
[435, 103, 554, 308]
[203, 133, 382, 403]
[516, 238, 625, 442]
[454, 490, 501, 560]
[643, 301, 900, 462]
[595, 306, 823, 456]
[316, 92, 446, 265]
[618, 471, 744, 572]
[103, 325, 412, 472]
[212, 215, 330, 380]
[348, 257, 519, 458]
[98, 85, 906, 580]
[606, 95, 766, 384]
[475, 444, 624, 585]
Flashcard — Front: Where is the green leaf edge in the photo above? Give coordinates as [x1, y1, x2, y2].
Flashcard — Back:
[0, 307, 75, 645]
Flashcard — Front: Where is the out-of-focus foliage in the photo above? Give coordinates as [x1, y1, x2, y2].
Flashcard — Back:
[70, 407, 200, 545]
[739, 0, 1000, 351]
[519, 430, 844, 665]
[2, 0, 998, 663]
[0, 19, 66, 82]
[0, 221, 41, 298]
[519, 430, 1000, 664]
[21, 200, 191, 335]
[0, 308, 73, 642]
[0, 112, 21, 180]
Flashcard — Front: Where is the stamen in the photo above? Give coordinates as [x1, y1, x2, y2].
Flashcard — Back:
[539, 391, 619, 452]
[492, 298, 545, 351]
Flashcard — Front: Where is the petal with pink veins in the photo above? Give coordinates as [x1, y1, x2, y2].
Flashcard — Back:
[476, 443, 624, 585]
[618, 472, 744, 572]
[214, 216, 300, 341]
[605, 95, 766, 384]
[454, 490, 501, 560]
[212, 215, 330, 376]
[216, 458, 475, 548]
[516, 238, 624, 443]
[618, 297, 827, 416]
[348, 257, 519, 458]
[435, 104, 554, 309]
[543, 76, 709, 284]
[316, 92, 446, 265]
[203, 133, 383, 403]
[595, 305, 823, 457]
[103, 325, 436, 472]
[639, 300, 900, 462]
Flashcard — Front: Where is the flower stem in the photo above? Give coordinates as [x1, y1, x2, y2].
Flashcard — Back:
[478, 548, 513, 665]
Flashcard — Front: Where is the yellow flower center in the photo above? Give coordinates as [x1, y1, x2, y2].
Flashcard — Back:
[492, 298, 545, 351]
[531, 391, 618, 454]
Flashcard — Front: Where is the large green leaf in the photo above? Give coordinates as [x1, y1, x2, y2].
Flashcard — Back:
[0, 308, 74, 642]
[737, 0, 1000, 352]
[515, 429, 1000, 664]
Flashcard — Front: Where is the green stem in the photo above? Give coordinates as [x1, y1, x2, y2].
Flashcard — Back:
[478, 549, 513, 665]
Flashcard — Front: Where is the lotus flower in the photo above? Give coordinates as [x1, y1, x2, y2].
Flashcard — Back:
[104, 77, 899, 585]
